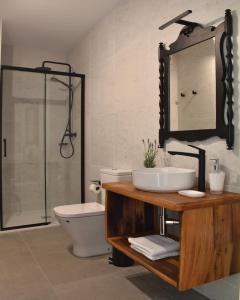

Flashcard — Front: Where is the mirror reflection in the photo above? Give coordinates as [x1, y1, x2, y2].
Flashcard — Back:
[170, 38, 216, 131]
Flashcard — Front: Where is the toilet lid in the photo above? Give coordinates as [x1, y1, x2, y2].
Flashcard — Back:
[54, 202, 105, 218]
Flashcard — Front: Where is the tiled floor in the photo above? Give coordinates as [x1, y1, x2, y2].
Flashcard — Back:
[0, 226, 209, 300]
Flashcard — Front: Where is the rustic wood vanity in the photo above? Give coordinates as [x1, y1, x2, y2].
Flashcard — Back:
[103, 182, 240, 291]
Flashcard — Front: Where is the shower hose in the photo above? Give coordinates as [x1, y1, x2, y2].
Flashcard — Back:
[59, 88, 76, 159]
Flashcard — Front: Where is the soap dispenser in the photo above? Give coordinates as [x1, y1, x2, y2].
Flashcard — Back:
[209, 159, 225, 194]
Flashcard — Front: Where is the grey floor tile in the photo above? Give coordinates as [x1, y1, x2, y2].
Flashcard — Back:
[20, 226, 71, 256]
[116, 263, 147, 277]
[0, 252, 57, 300]
[0, 232, 28, 257]
[54, 272, 149, 300]
[35, 251, 120, 285]
[126, 272, 209, 300]
[0, 286, 58, 300]
[17, 288, 58, 300]
[0, 227, 210, 300]
[0, 260, 49, 288]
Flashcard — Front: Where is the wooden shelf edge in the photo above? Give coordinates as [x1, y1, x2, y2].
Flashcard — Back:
[103, 182, 240, 211]
[108, 236, 179, 288]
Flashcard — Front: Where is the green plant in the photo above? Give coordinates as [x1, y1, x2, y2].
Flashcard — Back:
[142, 139, 158, 168]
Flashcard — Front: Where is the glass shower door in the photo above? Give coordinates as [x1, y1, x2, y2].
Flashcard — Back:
[45, 74, 82, 221]
[1, 68, 47, 229]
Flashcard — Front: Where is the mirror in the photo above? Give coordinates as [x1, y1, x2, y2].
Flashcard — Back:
[170, 38, 216, 131]
[158, 9, 234, 150]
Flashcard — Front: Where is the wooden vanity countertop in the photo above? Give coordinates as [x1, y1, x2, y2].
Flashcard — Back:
[102, 182, 240, 211]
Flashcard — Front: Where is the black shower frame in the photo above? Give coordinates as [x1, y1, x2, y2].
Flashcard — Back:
[0, 65, 85, 230]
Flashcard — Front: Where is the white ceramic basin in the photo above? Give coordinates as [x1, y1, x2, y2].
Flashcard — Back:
[133, 167, 196, 192]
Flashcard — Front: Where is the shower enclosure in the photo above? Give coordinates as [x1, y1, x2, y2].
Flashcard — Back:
[0, 64, 85, 230]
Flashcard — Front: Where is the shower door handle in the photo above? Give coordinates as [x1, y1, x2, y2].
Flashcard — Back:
[3, 139, 7, 157]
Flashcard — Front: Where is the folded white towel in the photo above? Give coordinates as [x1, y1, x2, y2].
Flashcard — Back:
[130, 244, 179, 261]
[128, 235, 179, 257]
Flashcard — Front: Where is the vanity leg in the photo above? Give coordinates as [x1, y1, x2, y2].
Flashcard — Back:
[179, 205, 235, 290]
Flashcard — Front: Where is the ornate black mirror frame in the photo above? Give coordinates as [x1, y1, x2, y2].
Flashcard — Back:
[158, 9, 234, 150]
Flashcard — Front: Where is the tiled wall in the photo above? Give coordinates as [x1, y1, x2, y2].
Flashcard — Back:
[68, 0, 240, 299]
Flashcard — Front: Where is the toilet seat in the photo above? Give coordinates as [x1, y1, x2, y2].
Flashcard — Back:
[54, 202, 104, 218]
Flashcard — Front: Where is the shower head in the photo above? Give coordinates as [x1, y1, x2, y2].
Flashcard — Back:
[50, 76, 72, 89]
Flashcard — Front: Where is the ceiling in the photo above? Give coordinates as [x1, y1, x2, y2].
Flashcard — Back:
[0, 0, 121, 52]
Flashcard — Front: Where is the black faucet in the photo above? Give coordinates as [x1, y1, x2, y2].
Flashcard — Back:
[168, 145, 206, 192]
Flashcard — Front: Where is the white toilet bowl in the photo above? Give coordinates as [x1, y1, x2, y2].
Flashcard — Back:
[54, 168, 132, 257]
[54, 202, 111, 257]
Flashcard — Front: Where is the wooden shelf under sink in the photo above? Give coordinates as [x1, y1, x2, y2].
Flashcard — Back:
[107, 236, 179, 287]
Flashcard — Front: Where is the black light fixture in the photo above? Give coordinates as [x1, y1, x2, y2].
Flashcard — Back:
[159, 10, 202, 35]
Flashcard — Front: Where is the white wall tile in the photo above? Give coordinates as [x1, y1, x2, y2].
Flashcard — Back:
[68, 1, 240, 298]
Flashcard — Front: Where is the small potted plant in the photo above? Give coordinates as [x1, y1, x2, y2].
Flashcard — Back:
[142, 139, 158, 168]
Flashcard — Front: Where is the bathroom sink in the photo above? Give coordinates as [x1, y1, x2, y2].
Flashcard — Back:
[132, 167, 195, 192]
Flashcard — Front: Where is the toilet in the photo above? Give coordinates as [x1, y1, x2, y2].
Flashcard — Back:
[54, 169, 132, 257]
